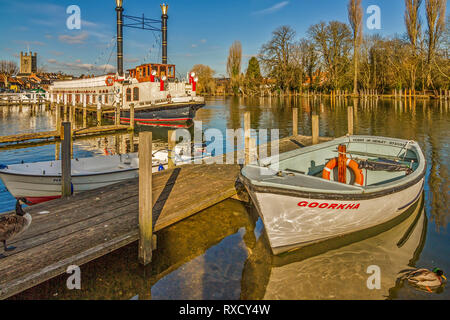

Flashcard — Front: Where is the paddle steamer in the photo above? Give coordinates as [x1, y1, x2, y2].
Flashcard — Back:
[48, 2, 204, 124]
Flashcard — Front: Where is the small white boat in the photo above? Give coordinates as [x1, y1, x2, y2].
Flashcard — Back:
[0, 143, 209, 204]
[240, 135, 426, 255]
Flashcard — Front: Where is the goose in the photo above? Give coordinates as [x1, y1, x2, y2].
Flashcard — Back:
[0, 198, 32, 254]
[399, 268, 447, 292]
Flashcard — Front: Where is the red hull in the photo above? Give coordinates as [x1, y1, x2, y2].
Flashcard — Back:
[23, 195, 61, 205]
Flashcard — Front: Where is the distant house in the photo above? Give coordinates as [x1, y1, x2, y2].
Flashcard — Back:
[303, 70, 328, 87]
[214, 77, 230, 95]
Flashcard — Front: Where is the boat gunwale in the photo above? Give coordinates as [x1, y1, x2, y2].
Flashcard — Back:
[0, 166, 139, 178]
[239, 169, 425, 201]
[241, 135, 426, 199]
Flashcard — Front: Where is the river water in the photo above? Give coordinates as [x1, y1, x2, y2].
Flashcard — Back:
[1, 96, 449, 300]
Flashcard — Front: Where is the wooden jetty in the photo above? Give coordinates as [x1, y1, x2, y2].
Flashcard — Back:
[0, 164, 239, 299]
[0, 125, 129, 147]
[0, 107, 337, 299]
[0, 133, 332, 300]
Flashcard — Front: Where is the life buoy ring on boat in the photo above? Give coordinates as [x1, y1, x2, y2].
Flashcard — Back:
[322, 158, 364, 186]
[105, 76, 114, 86]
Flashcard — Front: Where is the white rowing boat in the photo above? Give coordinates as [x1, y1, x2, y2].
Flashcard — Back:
[0, 143, 209, 204]
[240, 135, 426, 255]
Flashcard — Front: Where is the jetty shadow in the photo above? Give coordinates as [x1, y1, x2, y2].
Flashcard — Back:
[289, 138, 306, 148]
[152, 167, 181, 228]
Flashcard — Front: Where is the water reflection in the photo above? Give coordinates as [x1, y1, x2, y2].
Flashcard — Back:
[241, 195, 427, 300]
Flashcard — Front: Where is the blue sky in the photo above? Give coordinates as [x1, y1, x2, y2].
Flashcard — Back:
[0, 0, 439, 77]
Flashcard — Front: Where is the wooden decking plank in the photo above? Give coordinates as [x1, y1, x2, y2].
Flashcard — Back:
[6, 202, 138, 256]
[0, 131, 59, 144]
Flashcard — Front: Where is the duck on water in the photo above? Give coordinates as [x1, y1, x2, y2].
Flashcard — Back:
[399, 268, 447, 293]
[0, 198, 32, 257]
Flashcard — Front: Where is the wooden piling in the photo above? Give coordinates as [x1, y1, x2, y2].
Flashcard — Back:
[312, 115, 319, 145]
[82, 107, 87, 128]
[249, 137, 257, 164]
[138, 131, 153, 266]
[129, 103, 135, 130]
[244, 111, 251, 165]
[115, 103, 121, 125]
[55, 142, 61, 161]
[55, 105, 61, 136]
[129, 132, 135, 153]
[348, 106, 354, 135]
[97, 105, 102, 126]
[61, 122, 72, 198]
[293, 108, 298, 136]
[168, 130, 175, 169]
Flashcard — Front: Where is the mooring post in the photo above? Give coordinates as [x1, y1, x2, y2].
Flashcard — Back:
[138, 131, 153, 266]
[97, 100, 102, 126]
[55, 142, 61, 161]
[312, 114, 319, 145]
[115, 102, 121, 126]
[249, 137, 257, 164]
[244, 111, 251, 165]
[83, 106, 87, 128]
[61, 122, 72, 198]
[129, 103, 135, 130]
[293, 108, 298, 137]
[55, 104, 61, 136]
[129, 132, 135, 153]
[348, 106, 354, 135]
[168, 130, 176, 169]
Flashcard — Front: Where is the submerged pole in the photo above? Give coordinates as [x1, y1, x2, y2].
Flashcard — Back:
[139, 132, 153, 266]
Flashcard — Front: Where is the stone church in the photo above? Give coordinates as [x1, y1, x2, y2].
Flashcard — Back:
[19, 51, 37, 75]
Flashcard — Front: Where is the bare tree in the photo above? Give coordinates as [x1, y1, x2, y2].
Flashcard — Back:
[226, 41, 242, 95]
[348, 0, 363, 95]
[404, 0, 423, 91]
[0, 60, 19, 75]
[308, 21, 352, 90]
[425, 0, 447, 87]
[259, 25, 296, 94]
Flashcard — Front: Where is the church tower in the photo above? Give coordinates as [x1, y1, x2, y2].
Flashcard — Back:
[20, 51, 37, 75]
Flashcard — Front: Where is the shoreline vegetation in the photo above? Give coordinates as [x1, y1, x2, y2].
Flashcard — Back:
[191, 0, 449, 100]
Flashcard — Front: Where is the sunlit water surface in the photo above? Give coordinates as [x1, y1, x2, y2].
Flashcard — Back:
[1, 96, 448, 300]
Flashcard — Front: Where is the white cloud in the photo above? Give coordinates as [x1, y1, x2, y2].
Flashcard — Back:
[82, 20, 99, 28]
[58, 32, 89, 44]
[14, 40, 45, 46]
[45, 58, 116, 74]
[252, 1, 289, 15]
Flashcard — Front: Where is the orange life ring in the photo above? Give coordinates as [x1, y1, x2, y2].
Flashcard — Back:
[322, 158, 364, 186]
[105, 76, 114, 86]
